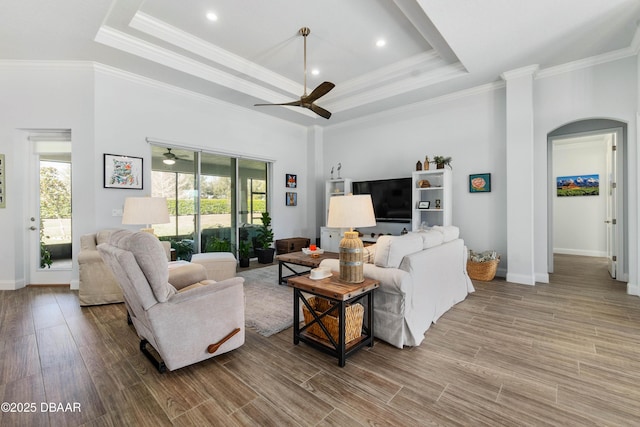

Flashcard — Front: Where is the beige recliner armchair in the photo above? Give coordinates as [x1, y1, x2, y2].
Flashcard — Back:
[97, 230, 245, 372]
[79, 230, 173, 306]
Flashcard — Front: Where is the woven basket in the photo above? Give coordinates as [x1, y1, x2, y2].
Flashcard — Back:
[302, 297, 364, 344]
[467, 258, 500, 281]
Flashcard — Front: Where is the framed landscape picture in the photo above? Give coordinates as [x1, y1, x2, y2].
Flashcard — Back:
[556, 174, 599, 196]
[104, 153, 143, 189]
[469, 173, 491, 193]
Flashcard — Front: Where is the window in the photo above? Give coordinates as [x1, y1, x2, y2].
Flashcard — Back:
[151, 145, 269, 261]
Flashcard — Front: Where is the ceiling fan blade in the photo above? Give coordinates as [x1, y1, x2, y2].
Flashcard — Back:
[303, 81, 335, 103]
[255, 100, 302, 107]
[308, 103, 332, 119]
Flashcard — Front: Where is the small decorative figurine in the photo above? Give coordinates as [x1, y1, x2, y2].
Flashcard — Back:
[337, 162, 342, 179]
[435, 199, 441, 209]
[330, 166, 334, 179]
[416, 160, 422, 171]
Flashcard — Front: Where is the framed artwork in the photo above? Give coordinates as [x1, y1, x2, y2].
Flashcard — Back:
[469, 173, 491, 193]
[286, 192, 297, 206]
[0, 154, 5, 208]
[556, 174, 599, 197]
[418, 201, 430, 209]
[286, 173, 297, 188]
[104, 154, 143, 189]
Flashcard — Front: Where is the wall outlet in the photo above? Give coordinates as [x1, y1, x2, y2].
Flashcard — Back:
[112, 208, 123, 217]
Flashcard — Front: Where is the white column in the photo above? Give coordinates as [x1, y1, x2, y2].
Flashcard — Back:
[502, 65, 538, 286]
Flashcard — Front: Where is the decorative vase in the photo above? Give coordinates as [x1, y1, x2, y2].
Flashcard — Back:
[437, 163, 444, 169]
[424, 156, 430, 170]
[416, 160, 422, 171]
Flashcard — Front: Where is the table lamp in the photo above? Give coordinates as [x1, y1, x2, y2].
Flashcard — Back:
[122, 197, 170, 235]
[327, 194, 376, 283]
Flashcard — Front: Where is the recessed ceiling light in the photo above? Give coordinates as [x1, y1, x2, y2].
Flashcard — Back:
[376, 39, 386, 47]
[311, 68, 320, 76]
[206, 12, 218, 22]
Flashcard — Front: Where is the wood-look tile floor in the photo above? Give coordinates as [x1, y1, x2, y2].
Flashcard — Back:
[1, 254, 639, 426]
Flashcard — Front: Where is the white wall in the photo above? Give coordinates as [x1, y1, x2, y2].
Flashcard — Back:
[324, 55, 638, 284]
[0, 62, 309, 289]
[324, 85, 508, 274]
[534, 56, 637, 286]
[553, 139, 608, 256]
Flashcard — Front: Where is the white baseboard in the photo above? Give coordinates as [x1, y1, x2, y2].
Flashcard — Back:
[627, 282, 640, 296]
[506, 272, 535, 286]
[70, 279, 79, 290]
[553, 248, 607, 257]
[535, 272, 550, 283]
[0, 280, 26, 290]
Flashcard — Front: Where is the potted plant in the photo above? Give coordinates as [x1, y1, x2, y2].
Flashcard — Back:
[238, 226, 251, 268]
[432, 156, 452, 169]
[255, 211, 275, 264]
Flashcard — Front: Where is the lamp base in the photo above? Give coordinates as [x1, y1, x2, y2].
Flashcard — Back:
[338, 231, 364, 283]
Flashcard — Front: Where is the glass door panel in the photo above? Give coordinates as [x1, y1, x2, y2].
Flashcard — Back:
[200, 153, 235, 253]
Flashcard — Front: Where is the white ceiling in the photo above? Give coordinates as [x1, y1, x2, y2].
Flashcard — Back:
[2, 0, 639, 126]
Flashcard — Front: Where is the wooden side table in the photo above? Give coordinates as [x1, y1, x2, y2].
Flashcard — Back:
[288, 273, 379, 367]
[275, 251, 339, 284]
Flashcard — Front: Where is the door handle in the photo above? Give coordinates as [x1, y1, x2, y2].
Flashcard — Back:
[29, 226, 37, 231]
[604, 220, 611, 224]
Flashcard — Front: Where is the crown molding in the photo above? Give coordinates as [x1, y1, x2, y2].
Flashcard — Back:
[327, 62, 466, 113]
[536, 46, 637, 80]
[0, 60, 93, 71]
[501, 65, 540, 81]
[130, 12, 301, 96]
[95, 25, 316, 119]
[92, 62, 308, 128]
[327, 80, 504, 131]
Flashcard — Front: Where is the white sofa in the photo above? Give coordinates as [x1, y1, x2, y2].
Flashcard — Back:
[320, 226, 474, 348]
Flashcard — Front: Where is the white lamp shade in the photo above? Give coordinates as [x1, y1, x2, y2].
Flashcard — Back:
[122, 197, 170, 225]
[327, 194, 376, 229]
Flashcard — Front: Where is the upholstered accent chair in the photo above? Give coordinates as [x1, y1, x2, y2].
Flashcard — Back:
[79, 230, 173, 306]
[97, 230, 245, 372]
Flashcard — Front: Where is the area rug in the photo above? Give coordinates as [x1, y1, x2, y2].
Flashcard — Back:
[237, 264, 307, 337]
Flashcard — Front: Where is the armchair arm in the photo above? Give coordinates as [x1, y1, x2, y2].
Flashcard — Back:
[167, 277, 243, 304]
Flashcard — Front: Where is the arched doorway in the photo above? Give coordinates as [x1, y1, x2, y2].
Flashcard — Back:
[547, 119, 627, 282]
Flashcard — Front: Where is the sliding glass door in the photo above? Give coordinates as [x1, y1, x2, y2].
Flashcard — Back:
[151, 145, 269, 261]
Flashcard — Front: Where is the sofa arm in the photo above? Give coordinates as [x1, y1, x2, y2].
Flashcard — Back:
[78, 249, 106, 265]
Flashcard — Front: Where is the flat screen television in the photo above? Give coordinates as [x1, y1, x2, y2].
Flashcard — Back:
[352, 177, 412, 223]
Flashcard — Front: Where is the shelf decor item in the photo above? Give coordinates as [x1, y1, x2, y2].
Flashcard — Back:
[418, 201, 430, 209]
[469, 173, 491, 193]
[327, 194, 376, 283]
[104, 153, 143, 189]
[432, 156, 452, 169]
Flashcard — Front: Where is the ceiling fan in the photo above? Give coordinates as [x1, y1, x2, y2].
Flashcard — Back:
[162, 148, 179, 165]
[255, 27, 335, 119]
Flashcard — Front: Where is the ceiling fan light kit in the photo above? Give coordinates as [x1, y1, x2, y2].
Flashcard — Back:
[254, 27, 335, 119]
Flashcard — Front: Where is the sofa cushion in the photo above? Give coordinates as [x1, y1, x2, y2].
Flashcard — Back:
[432, 225, 460, 242]
[412, 230, 444, 249]
[374, 234, 423, 268]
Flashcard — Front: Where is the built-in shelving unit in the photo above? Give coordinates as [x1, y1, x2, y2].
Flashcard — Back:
[322, 178, 352, 250]
[412, 169, 452, 230]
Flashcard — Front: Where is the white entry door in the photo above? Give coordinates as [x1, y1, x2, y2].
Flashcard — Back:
[605, 131, 617, 279]
[28, 134, 73, 285]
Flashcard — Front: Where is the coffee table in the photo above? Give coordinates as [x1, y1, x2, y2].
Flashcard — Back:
[288, 273, 379, 367]
[275, 251, 339, 284]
